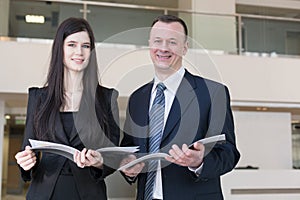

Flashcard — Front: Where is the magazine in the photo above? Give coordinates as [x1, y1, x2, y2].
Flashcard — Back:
[188, 134, 226, 149]
[118, 134, 226, 170]
[118, 152, 169, 171]
[29, 139, 139, 162]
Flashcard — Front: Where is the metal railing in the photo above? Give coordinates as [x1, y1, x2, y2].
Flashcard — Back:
[2, 0, 300, 57]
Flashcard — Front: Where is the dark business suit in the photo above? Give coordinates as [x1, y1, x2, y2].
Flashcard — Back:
[20, 85, 120, 200]
[121, 69, 240, 200]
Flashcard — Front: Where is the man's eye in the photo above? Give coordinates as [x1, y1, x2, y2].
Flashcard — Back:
[169, 41, 177, 45]
[154, 40, 161, 43]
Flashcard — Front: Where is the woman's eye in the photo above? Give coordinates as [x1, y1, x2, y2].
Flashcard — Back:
[82, 44, 90, 49]
[68, 43, 76, 47]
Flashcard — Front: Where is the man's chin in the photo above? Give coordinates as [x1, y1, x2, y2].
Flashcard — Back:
[155, 63, 172, 70]
[154, 64, 178, 73]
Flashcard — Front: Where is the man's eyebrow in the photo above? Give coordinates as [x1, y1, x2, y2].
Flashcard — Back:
[152, 37, 178, 40]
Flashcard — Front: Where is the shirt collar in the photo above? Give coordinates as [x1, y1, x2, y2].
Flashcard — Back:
[152, 67, 185, 95]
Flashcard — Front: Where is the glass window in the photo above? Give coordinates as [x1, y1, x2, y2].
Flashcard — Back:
[242, 17, 300, 56]
[9, 0, 83, 39]
[87, 5, 163, 45]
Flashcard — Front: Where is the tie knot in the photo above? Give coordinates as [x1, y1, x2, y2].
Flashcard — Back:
[156, 83, 166, 93]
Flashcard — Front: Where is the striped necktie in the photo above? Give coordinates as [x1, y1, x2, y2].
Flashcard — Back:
[144, 83, 166, 200]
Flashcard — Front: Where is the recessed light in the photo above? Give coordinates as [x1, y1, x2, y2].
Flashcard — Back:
[25, 15, 45, 24]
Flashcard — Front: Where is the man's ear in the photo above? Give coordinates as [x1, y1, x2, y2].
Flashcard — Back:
[183, 41, 188, 56]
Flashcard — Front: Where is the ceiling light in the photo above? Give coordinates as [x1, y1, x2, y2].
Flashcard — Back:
[25, 15, 45, 24]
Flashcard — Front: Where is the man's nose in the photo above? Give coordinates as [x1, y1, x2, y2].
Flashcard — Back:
[159, 40, 170, 51]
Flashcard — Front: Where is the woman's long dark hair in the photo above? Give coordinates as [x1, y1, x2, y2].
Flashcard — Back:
[34, 18, 108, 143]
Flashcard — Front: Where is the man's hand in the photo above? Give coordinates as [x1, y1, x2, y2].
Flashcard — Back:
[165, 142, 205, 168]
[120, 154, 145, 177]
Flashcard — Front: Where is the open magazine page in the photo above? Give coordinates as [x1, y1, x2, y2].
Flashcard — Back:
[29, 139, 139, 162]
[96, 146, 139, 153]
[29, 139, 79, 161]
[118, 153, 169, 171]
[118, 134, 226, 170]
[188, 134, 226, 148]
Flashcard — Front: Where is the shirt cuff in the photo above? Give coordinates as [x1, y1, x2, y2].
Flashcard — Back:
[188, 162, 204, 176]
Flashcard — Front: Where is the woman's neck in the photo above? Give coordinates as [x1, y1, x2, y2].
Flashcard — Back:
[62, 68, 84, 112]
[64, 68, 84, 93]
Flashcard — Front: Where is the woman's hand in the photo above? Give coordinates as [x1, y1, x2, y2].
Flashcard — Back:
[15, 146, 37, 171]
[73, 148, 103, 169]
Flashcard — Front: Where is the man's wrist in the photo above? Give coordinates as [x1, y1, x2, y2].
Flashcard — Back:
[188, 162, 204, 175]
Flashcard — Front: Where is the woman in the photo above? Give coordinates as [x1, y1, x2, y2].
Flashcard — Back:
[15, 17, 120, 200]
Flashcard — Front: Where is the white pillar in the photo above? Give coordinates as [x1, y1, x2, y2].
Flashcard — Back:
[0, 100, 5, 197]
[178, 0, 193, 39]
[178, 0, 237, 53]
[0, 0, 10, 36]
[192, 0, 235, 14]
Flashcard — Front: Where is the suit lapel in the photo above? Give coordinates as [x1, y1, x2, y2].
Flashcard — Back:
[137, 82, 153, 152]
[139, 82, 153, 124]
[161, 71, 197, 144]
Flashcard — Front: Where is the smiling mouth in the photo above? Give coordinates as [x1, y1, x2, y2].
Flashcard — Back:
[72, 58, 84, 64]
[157, 55, 172, 60]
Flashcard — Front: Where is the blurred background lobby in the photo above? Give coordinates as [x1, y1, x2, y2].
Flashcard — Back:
[1, 0, 300, 199]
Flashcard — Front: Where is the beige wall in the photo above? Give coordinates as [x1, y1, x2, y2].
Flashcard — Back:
[0, 40, 50, 93]
[233, 111, 292, 169]
[2, 41, 300, 103]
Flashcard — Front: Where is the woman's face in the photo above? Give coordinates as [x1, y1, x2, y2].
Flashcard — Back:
[63, 31, 91, 72]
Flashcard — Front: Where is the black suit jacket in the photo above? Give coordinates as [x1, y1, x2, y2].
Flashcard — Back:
[20, 85, 120, 200]
[121, 70, 240, 200]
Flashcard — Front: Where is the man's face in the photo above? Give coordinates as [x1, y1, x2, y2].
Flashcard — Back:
[149, 21, 188, 76]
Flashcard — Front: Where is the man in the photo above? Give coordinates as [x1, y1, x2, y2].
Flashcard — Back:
[120, 15, 240, 200]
